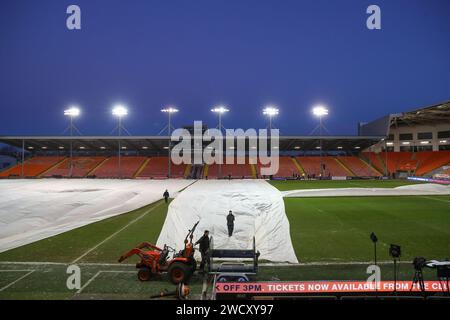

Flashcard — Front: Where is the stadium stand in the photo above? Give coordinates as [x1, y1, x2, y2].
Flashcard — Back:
[362, 152, 386, 174]
[89, 156, 146, 178]
[43, 156, 107, 178]
[136, 156, 188, 179]
[361, 151, 450, 176]
[257, 156, 300, 178]
[337, 156, 382, 177]
[296, 156, 350, 177]
[384, 152, 418, 172]
[205, 157, 254, 179]
[1, 152, 447, 179]
[415, 151, 450, 176]
[0, 156, 66, 178]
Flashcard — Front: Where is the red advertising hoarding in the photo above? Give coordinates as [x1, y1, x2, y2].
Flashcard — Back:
[215, 281, 449, 294]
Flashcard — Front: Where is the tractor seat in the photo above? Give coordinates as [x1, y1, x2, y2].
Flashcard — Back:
[159, 248, 169, 264]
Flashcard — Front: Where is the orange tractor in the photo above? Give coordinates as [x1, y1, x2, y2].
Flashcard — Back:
[118, 221, 199, 284]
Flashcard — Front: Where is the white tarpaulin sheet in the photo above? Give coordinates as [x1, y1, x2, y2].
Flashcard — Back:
[157, 180, 298, 263]
[0, 179, 192, 253]
[282, 183, 450, 198]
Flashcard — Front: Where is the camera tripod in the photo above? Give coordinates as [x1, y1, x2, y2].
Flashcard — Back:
[410, 268, 425, 293]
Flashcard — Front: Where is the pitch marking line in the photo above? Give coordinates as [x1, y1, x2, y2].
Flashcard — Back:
[0, 260, 412, 267]
[419, 196, 450, 203]
[0, 270, 35, 292]
[0, 261, 135, 267]
[71, 201, 164, 264]
[76, 271, 100, 294]
[76, 270, 135, 294]
[0, 269, 35, 272]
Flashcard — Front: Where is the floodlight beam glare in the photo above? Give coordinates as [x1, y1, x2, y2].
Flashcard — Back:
[312, 105, 329, 117]
[112, 105, 128, 117]
[64, 107, 80, 117]
[263, 106, 279, 116]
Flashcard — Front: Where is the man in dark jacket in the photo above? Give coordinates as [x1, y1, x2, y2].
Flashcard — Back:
[227, 210, 235, 237]
[195, 230, 210, 272]
[163, 189, 169, 204]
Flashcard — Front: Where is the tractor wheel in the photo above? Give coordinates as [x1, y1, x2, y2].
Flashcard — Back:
[137, 268, 152, 281]
[168, 262, 192, 285]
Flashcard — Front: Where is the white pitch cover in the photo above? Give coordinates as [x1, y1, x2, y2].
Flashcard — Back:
[157, 180, 299, 263]
[0, 179, 192, 253]
[282, 183, 450, 198]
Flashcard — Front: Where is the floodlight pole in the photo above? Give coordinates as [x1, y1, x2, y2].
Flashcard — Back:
[64, 108, 81, 177]
[319, 115, 323, 178]
[212, 107, 229, 179]
[161, 108, 178, 179]
[21, 139, 25, 178]
[118, 116, 122, 179]
[168, 111, 172, 179]
[385, 140, 389, 177]
[69, 115, 74, 177]
[218, 113, 224, 178]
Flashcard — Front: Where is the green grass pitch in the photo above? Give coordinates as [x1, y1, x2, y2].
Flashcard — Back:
[0, 179, 449, 299]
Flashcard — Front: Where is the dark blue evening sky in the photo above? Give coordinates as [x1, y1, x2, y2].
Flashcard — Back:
[0, 0, 449, 136]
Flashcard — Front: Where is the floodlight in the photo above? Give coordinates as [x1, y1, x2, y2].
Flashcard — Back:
[112, 105, 128, 117]
[161, 107, 179, 113]
[64, 107, 80, 117]
[312, 105, 328, 117]
[263, 106, 279, 116]
[211, 106, 229, 114]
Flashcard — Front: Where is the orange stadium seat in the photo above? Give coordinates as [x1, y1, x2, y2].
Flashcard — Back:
[380, 152, 415, 174]
[43, 156, 106, 178]
[206, 157, 253, 179]
[137, 157, 187, 179]
[362, 152, 386, 174]
[337, 156, 381, 177]
[90, 156, 146, 178]
[296, 157, 350, 177]
[363, 151, 450, 176]
[415, 151, 450, 176]
[257, 156, 299, 178]
[295, 157, 321, 177]
[0, 156, 66, 178]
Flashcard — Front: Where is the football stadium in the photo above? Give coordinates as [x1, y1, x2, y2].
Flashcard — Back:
[0, 100, 449, 300]
[1, 0, 450, 309]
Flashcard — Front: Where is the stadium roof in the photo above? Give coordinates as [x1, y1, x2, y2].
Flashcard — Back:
[390, 100, 450, 127]
[0, 135, 384, 152]
[358, 100, 450, 136]
[0, 136, 384, 152]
